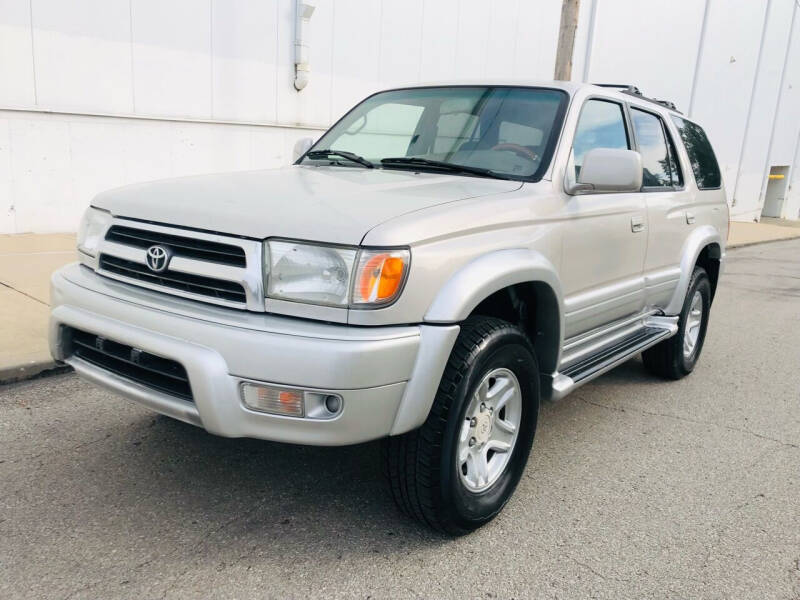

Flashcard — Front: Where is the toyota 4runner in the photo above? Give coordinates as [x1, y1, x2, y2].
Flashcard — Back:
[50, 82, 728, 534]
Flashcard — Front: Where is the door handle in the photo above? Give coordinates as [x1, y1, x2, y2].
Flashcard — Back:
[631, 216, 645, 233]
[686, 211, 696, 224]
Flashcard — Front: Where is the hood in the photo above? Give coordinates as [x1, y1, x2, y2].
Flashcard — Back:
[92, 166, 522, 245]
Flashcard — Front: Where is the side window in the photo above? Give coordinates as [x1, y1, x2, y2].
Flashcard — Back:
[670, 116, 722, 189]
[630, 108, 672, 188]
[665, 127, 684, 187]
[573, 100, 629, 178]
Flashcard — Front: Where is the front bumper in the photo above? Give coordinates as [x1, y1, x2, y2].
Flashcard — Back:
[50, 264, 458, 445]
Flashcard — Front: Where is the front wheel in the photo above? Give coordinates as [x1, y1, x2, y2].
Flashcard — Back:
[382, 316, 539, 535]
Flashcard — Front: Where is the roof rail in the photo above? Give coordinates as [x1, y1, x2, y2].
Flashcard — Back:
[591, 83, 682, 114]
[650, 98, 679, 111]
[593, 83, 642, 95]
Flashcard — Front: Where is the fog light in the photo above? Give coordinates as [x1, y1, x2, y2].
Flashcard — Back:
[324, 395, 341, 414]
[241, 383, 304, 417]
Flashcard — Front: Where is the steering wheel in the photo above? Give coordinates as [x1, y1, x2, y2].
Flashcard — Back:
[490, 143, 539, 162]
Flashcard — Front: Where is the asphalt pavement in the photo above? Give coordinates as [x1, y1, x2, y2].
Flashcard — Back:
[1, 239, 799, 599]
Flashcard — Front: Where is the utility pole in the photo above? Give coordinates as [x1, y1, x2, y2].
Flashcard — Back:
[554, 0, 581, 80]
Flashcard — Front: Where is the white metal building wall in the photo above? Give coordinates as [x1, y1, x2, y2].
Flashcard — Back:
[572, 0, 800, 222]
[0, 0, 798, 234]
[0, 0, 562, 233]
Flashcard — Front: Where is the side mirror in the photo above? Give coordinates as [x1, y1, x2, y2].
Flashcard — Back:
[292, 137, 315, 162]
[566, 148, 642, 195]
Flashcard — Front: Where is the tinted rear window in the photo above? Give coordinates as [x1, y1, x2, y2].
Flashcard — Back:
[670, 116, 721, 189]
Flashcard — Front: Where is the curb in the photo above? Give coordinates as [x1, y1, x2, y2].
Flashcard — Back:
[727, 235, 800, 250]
[0, 359, 72, 386]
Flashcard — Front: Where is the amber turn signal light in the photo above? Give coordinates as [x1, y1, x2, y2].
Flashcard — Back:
[353, 250, 409, 305]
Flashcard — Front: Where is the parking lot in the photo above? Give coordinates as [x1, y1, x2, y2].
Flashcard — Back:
[1, 239, 799, 599]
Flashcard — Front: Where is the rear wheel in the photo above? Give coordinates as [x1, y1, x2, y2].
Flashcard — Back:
[643, 266, 711, 379]
[382, 316, 539, 535]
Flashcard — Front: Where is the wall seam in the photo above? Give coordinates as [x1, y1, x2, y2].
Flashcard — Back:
[688, 0, 712, 117]
[28, 0, 38, 106]
[417, 0, 425, 81]
[377, 0, 385, 85]
[482, 2, 492, 77]
[5, 119, 17, 233]
[756, 0, 798, 218]
[274, 0, 279, 124]
[328, 0, 336, 124]
[510, 0, 520, 78]
[0, 107, 329, 131]
[209, 0, 214, 119]
[789, 129, 800, 219]
[327, 2, 335, 124]
[581, 0, 599, 82]
[731, 0, 773, 207]
[128, 0, 135, 113]
[455, 0, 461, 73]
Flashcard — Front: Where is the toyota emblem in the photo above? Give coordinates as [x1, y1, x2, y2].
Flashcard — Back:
[145, 245, 171, 273]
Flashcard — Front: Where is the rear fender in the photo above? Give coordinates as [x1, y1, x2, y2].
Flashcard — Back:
[664, 226, 723, 315]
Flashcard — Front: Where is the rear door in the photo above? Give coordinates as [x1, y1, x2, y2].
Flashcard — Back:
[560, 98, 648, 338]
[629, 106, 689, 309]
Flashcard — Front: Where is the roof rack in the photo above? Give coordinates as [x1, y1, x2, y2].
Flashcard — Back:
[592, 83, 682, 114]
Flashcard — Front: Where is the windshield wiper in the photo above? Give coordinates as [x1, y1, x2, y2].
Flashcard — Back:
[380, 157, 511, 180]
[305, 149, 374, 168]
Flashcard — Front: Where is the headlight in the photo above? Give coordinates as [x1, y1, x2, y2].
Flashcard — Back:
[267, 241, 357, 306]
[77, 207, 112, 257]
[265, 240, 409, 308]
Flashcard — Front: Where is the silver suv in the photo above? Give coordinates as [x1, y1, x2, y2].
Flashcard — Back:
[50, 82, 728, 534]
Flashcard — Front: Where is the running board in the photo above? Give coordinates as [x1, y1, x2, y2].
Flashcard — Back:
[546, 316, 678, 401]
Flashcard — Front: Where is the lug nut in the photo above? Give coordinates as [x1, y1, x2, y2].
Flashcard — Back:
[469, 437, 476, 447]
[470, 417, 477, 427]
[480, 403, 486, 412]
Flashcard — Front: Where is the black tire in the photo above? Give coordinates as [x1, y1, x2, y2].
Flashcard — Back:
[382, 316, 539, 535]
[642, 266, 712, 380]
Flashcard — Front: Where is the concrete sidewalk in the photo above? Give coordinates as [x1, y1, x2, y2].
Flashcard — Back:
[0, 233, 76, 382]
[728, 218, 800, 246]
[2, 220, 800, 384]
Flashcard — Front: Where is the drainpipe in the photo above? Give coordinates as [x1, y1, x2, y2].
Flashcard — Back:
[294, 1, 316, 91]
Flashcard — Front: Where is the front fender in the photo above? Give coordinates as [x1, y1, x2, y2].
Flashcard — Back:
[424, 248, 564, 378]
[424, 248, 564, 324]
[664, 225, 723, 315]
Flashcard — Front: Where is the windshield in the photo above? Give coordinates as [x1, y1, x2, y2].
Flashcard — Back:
[301, 86, 568, 181]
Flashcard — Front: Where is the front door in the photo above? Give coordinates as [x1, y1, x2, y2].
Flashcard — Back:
[561, 98, 648, 339]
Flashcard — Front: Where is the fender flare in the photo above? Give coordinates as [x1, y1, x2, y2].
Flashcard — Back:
[664, 225, 723, 315]
[424, 248, 564, 373]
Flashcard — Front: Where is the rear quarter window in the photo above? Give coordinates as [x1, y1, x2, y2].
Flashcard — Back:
[670, 116, 721, 189]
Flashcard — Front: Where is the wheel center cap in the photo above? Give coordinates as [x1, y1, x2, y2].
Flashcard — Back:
[474, 412, 492, 444]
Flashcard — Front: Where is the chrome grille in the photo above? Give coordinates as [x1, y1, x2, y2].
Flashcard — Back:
[100, 254, 247, 303]
[105, 225, 246, 267]
[94, 219, 263, 311]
